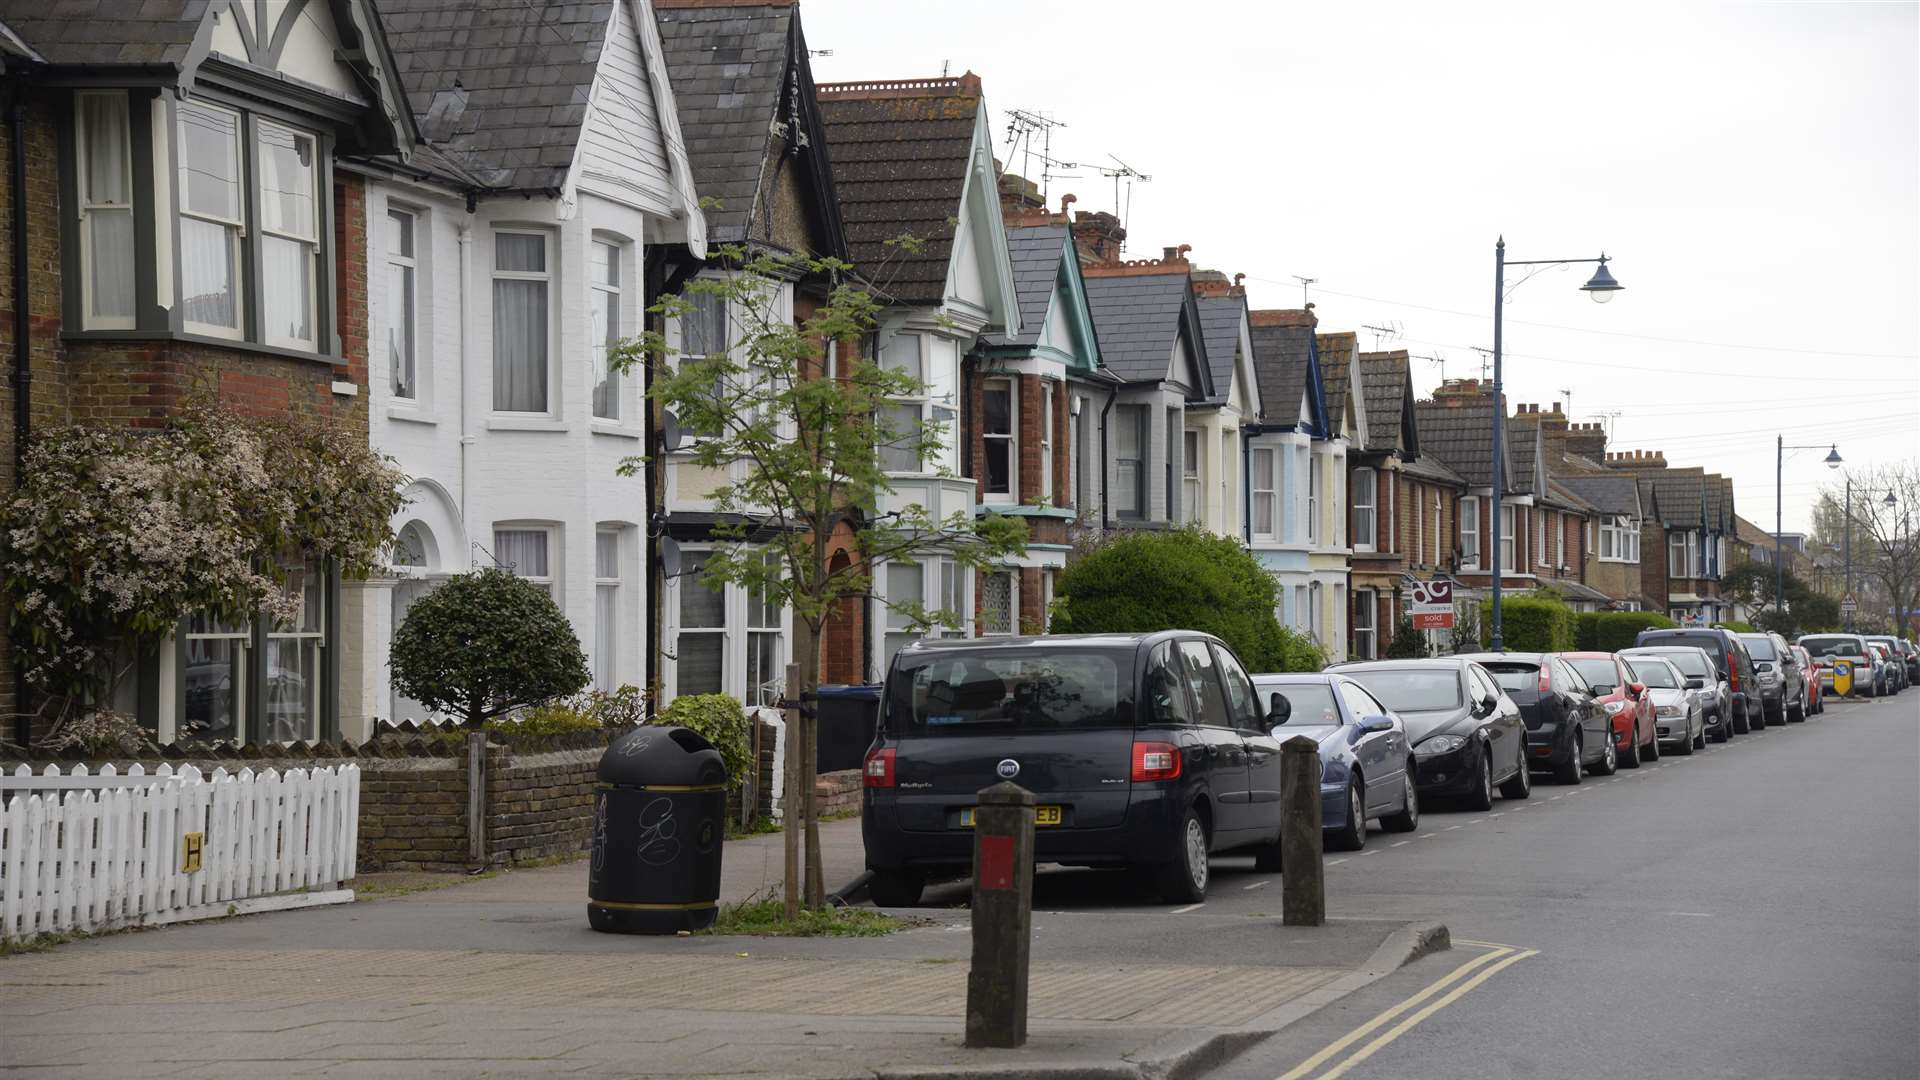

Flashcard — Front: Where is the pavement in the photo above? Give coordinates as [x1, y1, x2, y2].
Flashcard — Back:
[0, 804, 1443, 1078]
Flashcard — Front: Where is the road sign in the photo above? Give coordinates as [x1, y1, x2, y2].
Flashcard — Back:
[1410, 579, 1455, 630]
[1841, 594, 1858, 615]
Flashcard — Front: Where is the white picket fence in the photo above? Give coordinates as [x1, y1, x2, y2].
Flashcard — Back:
[0, 762, 360, 942]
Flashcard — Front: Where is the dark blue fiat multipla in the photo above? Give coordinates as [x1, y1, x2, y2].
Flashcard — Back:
[860, 631, 1288, 907]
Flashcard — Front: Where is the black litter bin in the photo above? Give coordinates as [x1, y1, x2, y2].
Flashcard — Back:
[587, 725, 729, 934]
[815, 684, 882, 774]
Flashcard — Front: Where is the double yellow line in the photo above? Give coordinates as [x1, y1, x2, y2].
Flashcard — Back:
[1276, 940, 1539, 1080]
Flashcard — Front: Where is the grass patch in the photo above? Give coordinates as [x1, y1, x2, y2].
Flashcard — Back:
[702, 895, 910, 938]
[0, 929, 89, 957]
[726, 816, 782, 840]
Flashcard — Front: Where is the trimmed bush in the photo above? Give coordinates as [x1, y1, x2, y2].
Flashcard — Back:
[1575, 610, 1678, 652]
[1479, 592, 1576, 652]
[1053, 527, 1316, 672]
[391, 567, 591, 727]
[659, 693, 753, 792]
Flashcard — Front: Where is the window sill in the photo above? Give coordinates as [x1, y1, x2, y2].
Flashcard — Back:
[486, 417, 568, 433]
[388, 407, 437, 426]
[591, 421, 643, 440]
[977, 503, 1076, 519]
[62, 328, 344, 366]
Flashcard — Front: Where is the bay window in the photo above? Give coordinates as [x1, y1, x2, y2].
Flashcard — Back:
[594, 530, 622, 692]
[883, 560, 926, 663]
[1352, 468, 1376, 551]
[178, 100, 245, 337]
[387, 208, 418, 399]
[879, 333, 957, 474]
[1115, 404, 1147, 518]
[1500, 504, 1516, 570]
[668, 548, 788, 705]
[257, 121, 320, 349]
[680, 289, 728, 436]
[746, 550, 784, 708]
[181, 612, 249, 745]
[677, 553, 726, 696]
[77, 91, 135, 329]
[493, 231, 552, 413]
[1460, 497, 1480, 568]
[263, 561, 325, 743]
[1252, 448, 1277, 538]
[1041, 383, 1055, 502]
[983, 378, 1015, 498]
[590, 239, 624, 420]
[1183, 429, 1202, 523]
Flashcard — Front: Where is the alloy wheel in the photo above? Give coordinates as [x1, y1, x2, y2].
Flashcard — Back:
[1184, 817, 1209, 893]
[1603, 736, 1616, 772]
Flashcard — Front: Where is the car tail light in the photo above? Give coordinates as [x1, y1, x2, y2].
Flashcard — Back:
[863, 747, 896, 789]
[1537, 666, 1552, 694]
[1131, 741, 1183, 782]
[1728, 663, 1740, 692]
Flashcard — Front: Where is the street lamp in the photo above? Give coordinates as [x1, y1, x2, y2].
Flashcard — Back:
[1488, 238, 1622, 652]
[1776, 440, 1839, 621]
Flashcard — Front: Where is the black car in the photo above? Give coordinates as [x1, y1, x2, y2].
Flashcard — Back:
[1634, 628, 1761, 733]
[862, 632, 1284, 907]
[1325, 658, 1530, 811]
[1460, 652, 1616, 783]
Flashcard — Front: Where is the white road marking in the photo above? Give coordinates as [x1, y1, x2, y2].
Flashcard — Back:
[1328, 858, 1350, 866]
[1445, 825, 1463, 831]
[1511, 804, 1527, 810]
[1362, 850, 1382, 857]
[1244, 879, 1271, 891]
[1419, 833, 1437, 838]
[1170, 902, 1206, 914]
[1392, 841, 1411, 848]
[1489, 812, 1503, 818]
[1468, 819, 1485, 825]
[1549, 795, 1564, 800]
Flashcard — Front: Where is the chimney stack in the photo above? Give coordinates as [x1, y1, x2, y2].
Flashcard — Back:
[1073, 209, 1126, 265]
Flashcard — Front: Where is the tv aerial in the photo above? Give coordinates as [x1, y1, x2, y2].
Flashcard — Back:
[1093, 155, 1151, 247]
[1003, 109, 1077, 204]
[1361, 320, 1404, 350]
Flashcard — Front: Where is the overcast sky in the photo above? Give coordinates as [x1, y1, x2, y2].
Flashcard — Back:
[802, 0, 1919, 534]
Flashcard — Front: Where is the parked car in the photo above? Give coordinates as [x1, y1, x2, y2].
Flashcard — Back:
[1867, 642, 1901, 694]
[1622, 645, 1736, 741]
[1560, 651, 1661, 765]
[1251, 673, 1419, 851]
[1634, 628, 1761, 732]
[1866, 637, 1909, 692]
[1460, 652, 1616, 781]
[862, 632, 1286, 906]
[1738, 632, 1805, 723]
[1900, 639, 1920, 683]
[1328, 658, 1531, 810]
[1798, 633, 1879, 697]
[1792, 645, 1825, 716]
[1620, 653, 1706, 754]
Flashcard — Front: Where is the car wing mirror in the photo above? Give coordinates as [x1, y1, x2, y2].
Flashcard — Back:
[1476, 694, 1498, 716]
[1628, 682, 1646, 698]
[1684, 677, 1705, 689]
[1355, 714, 1394, 735]
[1268, 692, 1291, 727]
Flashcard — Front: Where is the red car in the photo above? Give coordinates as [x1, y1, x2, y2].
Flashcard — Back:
[1562, 652, 1660, 768]
[1792, 645, 1825, 716]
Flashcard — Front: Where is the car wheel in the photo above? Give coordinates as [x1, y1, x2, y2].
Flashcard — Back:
[1645, 726, 1660, 761]
[868, 869, 925, 908]
[1499, 746, 1532, 800]
[1463, 749, 1495, 812]
[1329, 779, 1369, 850]
[1693, 716, 1707, 750]
[1554, 734, 1584, 785]
[1619, 725, 1641, 769]
[1733, 704, 1752, 734]
[1674, 723, 1695, 755]
[1788, 697, 1805, 722]
[1591, 731, 1619, 777]
[1155, 808, 1211, 904]
[1710, 710, 1729, 743]
[1383, 768, 1420, 832]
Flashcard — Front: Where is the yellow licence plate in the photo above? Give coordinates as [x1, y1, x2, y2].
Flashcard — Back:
[960, 805, 1063, 827]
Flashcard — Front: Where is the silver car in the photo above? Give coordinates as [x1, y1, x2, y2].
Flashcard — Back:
[1621, 654, 1705, 753]
[1621, 646, 1732, 742]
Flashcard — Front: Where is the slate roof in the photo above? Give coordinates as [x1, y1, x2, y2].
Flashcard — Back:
[1558, 474, 1641, 516]
[1358, 352, 1413, 453]
[988, 224, 1069, 348]
[1248, 311, 1317, 429]
[1546, 480, 1598, 514]
[1610, 464, 1708, 528]
[1509, 425, 1540, 495]
[816, 75, 981, 304]
[1081, 270, 1199, 385]
[0, 0, 208, 68]
[1414, 396, 1507, 490]
[1315, 332, 1358, 439]
[655, 1, 792, 243]
[1401, 452, 1467, 487]
[1195, 294, 1246, 405]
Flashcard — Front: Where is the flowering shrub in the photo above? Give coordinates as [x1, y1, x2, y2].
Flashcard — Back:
[0, 403, 407, 714]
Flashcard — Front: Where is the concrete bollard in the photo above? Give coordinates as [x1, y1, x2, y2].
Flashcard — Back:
[1280, 735, 1324, 926]
[965, 781, 1035, 1049]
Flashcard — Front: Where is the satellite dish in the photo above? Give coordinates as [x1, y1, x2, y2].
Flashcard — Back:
[659, 536, 683, 579]
[660, 410, 683, 452]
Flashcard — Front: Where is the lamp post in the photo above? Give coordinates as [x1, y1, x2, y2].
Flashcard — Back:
[1488, 238, 1622, 651]
[1776, 439, 1841, 621]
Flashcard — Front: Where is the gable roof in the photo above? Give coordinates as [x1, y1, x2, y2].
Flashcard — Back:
[654, 0, 845, 256]
[1609, 463, 1708, 528]
[1247, 310, 1325, 432]
[994, 223, 1068, 346]
[1558, 474, 1641, 516]
[1509, 425, 1541, 495]
[1316, 332, 1357, 436]
[1414, 394, 1508, 490]
[1195, 294, 1245, 405]
[1080, 268, 1212, 395]
[815, 74, 983, 304]
[1358, 351, 1417, 455]
[0, 0, 207, 68]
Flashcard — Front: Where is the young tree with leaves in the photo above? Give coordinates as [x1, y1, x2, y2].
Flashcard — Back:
[615, 246, 1026, 915]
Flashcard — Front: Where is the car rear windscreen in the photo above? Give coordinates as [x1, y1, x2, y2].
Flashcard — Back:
[1799, 636, 1864, 659]
[1343, 668, 1463, 711]
[1566, 658, 1621, 691]
[1644, 633, 1726, 658]
[1633, 649, 1711, 678]
[885, 649, 1126, 736]
[1739, 635, 1778, 660]
[1478, 662, 1542, 694]
[1622, 658, 1679, 689]
[1254, 681, 1341, 726]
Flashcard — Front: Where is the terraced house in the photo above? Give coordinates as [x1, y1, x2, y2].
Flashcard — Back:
[1186, 270, 1261, 537]
[1604, 452, 1737, 625]
[0, 0, 415, 745]
[1244, 308, 1332, 647]
[356, 0, 706, 736]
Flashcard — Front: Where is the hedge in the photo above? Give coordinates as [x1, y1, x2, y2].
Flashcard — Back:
[1478, 593, 1576, 652]
[1575, 611, 1678, 652]
[658, 693, 753, 792]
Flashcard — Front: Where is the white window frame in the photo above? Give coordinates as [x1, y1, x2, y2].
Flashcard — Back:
[492, 228, 555, 415]
[386, 206, 419, 401]
[177, 99, 246, 341]
[1433, 490, 1443, 567]
[1294, 585, 1308, 631]
[593, 528, 622, 692]
[1069, 395, 1084, 510]
[1309, 581, 1323, 643]
[1114, 403, 1148, 519]
[745, 549, 784, 708]
[674, 550, 727, 698]
[1353, 587, 1377, 659]
[1501, 504, 1517, 571]
[255, 118, 321, 351]
[1308, 454, 1321, 544]
[590, 236, 625, 421]
[1413, 483, 1424, 564]
[1251, 447, 1278, 539]
[1041, 382, 1054, 502]
[494, 525, 558, 601]
[1460, 496, 1481, 569]
[1670, 532, 1689, 578]
[76, 90, 135, 330]
[982, 376, 1016, 499]
[1183, 429, 1202, 524]
[879, 332, 957, 475]
[1352, 467, 1377, 553]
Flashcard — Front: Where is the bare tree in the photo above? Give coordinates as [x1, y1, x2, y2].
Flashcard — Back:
[1816, 461, 1920, 634]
